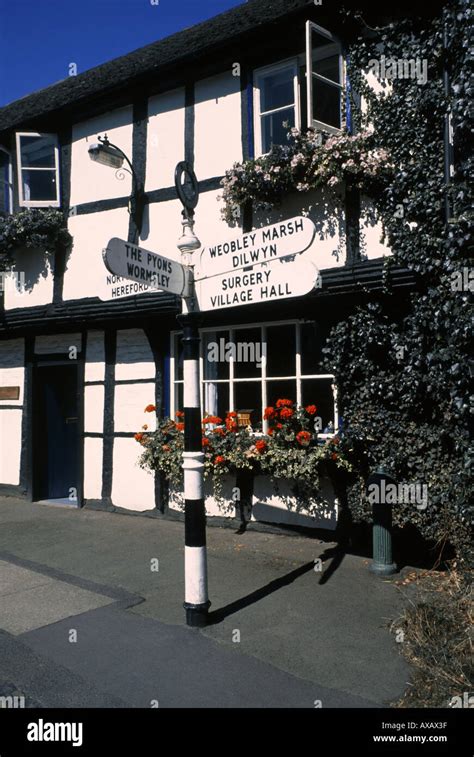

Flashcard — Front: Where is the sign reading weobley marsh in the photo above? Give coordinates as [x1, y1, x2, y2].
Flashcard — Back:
[195, 216, 316, 280]
[102, 238, 186, 296]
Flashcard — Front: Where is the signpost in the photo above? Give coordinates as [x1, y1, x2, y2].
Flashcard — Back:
[195, 216, 316, 280]
[97, 274, 157, 302]
[196, 254, 320, 311]
[102, 237, 188, 297]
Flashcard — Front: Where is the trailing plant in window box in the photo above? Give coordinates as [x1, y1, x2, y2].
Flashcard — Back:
[136, 401, 352, 505]
[0, 208, 72, 270]
[219, 127, 392, 224]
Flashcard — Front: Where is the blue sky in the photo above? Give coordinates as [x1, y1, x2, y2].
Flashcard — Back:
[0, 0, 243, 106]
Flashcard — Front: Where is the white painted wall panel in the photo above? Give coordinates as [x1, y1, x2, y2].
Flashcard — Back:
[3, 248, 54, 310]
[64, 209, 129, 301]
[84, 385, 104, 434]
[194, 72, 242, 179]
[116, 329, 154, 381]
[35, 334, 82, 355]
[112, 437, 155, 511]
[83, 437, 103, 500]
[146, 88, 185, 192]
[143, 198, 186, 263]
[114, 384, 156, 433]
[360, 196, 392, 260]
[0, 339, 24, 406]
[85, 331, 105, 382]
[70, 107, 134, 207]
[0, 409, 22, 484]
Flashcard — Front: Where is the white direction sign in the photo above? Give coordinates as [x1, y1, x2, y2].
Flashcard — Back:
[195, 216, 316, 280]
[102, 238, 187, 296]
[196, 254, 320, 312]
[97, 274, 158, 302]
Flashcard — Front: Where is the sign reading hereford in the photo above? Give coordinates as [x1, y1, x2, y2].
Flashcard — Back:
[103, 238, 186, 296]
[196, 254, 320, 311]
[195, 216, 316, 280]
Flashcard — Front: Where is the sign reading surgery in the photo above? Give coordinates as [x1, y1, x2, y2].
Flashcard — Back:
[102, 238, 186, 296]
[195, 216, 316, 280]
[196, 255, 320, 311]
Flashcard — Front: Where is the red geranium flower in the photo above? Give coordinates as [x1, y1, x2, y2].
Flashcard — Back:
[202, 437, 210, 447]
[276, 399, 293, 408]
[214, 455, 225, 465]
[202, 416, 223, 425]
[144, 404, 156, 413]
[175, 422, 185, 431]
[263, 407, 275, 420]
[176, 410, 184, 418]
[213, 427, 225, 436]
[134, 432, 144, 442]
[296, 430, 311, 446]
[255, 439, 267, 453]
[225, 419, 238, 432]
[226, 411, 237, 418]
[331, 453, 338, 461]
[267, 427, 275, 436]
[279, 407, 294, 419]
[305, 405, 317, 416]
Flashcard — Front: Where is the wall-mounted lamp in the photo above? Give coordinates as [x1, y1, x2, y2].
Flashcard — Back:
[88, 134, 146, 236]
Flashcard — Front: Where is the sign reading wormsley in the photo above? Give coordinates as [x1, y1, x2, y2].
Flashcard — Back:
[102, 238, 187, 296]
[195, 216, 316, 280]
[196, 254, 320, 311]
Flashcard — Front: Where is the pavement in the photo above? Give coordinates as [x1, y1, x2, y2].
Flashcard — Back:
[0, 496, 411, 708]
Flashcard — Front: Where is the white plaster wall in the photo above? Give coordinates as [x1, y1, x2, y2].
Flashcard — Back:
[360, 195, 391, 260]
[3, 248, 54, 309]
[83, 437, 103, 500]
[112, 437, 155, 511]
[114, 384, 156, 433]
[116, 329, 154, 381]
[0, 409, 22, 484]
[70, 107, 134, 207]
[146, 88, 185, 192]
[64, 209, 129, 301]
[194, 72, 242, 179]
[85, 331, 105, 382]
[191, 189, 235, 259]
[0, 339, 24, 405]
[141, 198, 185, 263]
[35, 333, 82, 355]
[84, 385, 104, 434]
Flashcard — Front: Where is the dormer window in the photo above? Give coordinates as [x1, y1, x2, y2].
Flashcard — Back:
[254, 22, 344, 156]
[16, 132, 60, 207]
[0, 147, 13, 215]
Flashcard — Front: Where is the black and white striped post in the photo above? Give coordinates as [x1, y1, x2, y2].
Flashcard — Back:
[175, 163, 210, 627]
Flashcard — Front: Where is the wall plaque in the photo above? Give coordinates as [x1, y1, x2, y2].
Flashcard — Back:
[0, 387, 20, 401]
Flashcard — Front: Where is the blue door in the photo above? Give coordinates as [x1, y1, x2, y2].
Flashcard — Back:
[34, 365, 79, 502]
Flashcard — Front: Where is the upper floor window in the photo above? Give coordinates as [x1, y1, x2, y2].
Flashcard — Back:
[254, 22, 344, 155]
[15, 132, 60, 207]
[0, 147, 13, 215]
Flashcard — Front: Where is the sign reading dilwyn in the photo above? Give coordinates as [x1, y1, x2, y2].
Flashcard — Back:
[195, 216, 316, 280]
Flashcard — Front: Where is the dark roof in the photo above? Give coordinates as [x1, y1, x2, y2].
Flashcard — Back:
[0, 0, 315, 134]
[0, 0, 444, 136]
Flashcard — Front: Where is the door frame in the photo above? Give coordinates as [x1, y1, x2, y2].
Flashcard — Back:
[29, 352, 84, 506]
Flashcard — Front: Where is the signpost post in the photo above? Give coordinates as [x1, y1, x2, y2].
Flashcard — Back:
[97, 182, 322, 628]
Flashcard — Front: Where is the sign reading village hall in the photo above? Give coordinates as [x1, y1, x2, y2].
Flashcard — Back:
[195, 216, 316, 280]
[196, 254, 320, 311]
[102, 238, 187, 296]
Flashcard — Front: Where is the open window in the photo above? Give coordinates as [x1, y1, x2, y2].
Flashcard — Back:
[253, 22, 344, 155]
[0, 147, 13, 215]
[15, 132, 60, 207]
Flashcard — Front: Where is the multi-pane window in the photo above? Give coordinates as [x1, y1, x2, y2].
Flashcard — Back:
[15, 133, 60, 207]
[254, 22, 344, 155]
[0, 147, 13, 215]
[171, 320, 338, 438]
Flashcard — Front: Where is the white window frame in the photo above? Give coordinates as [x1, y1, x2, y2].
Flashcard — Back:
[253, 58, 301, 157]
[15, 132, 60, 208]
[306, 21, 345, 134]
[0, 146, 13, 214]
[170, 319, 339, 440]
